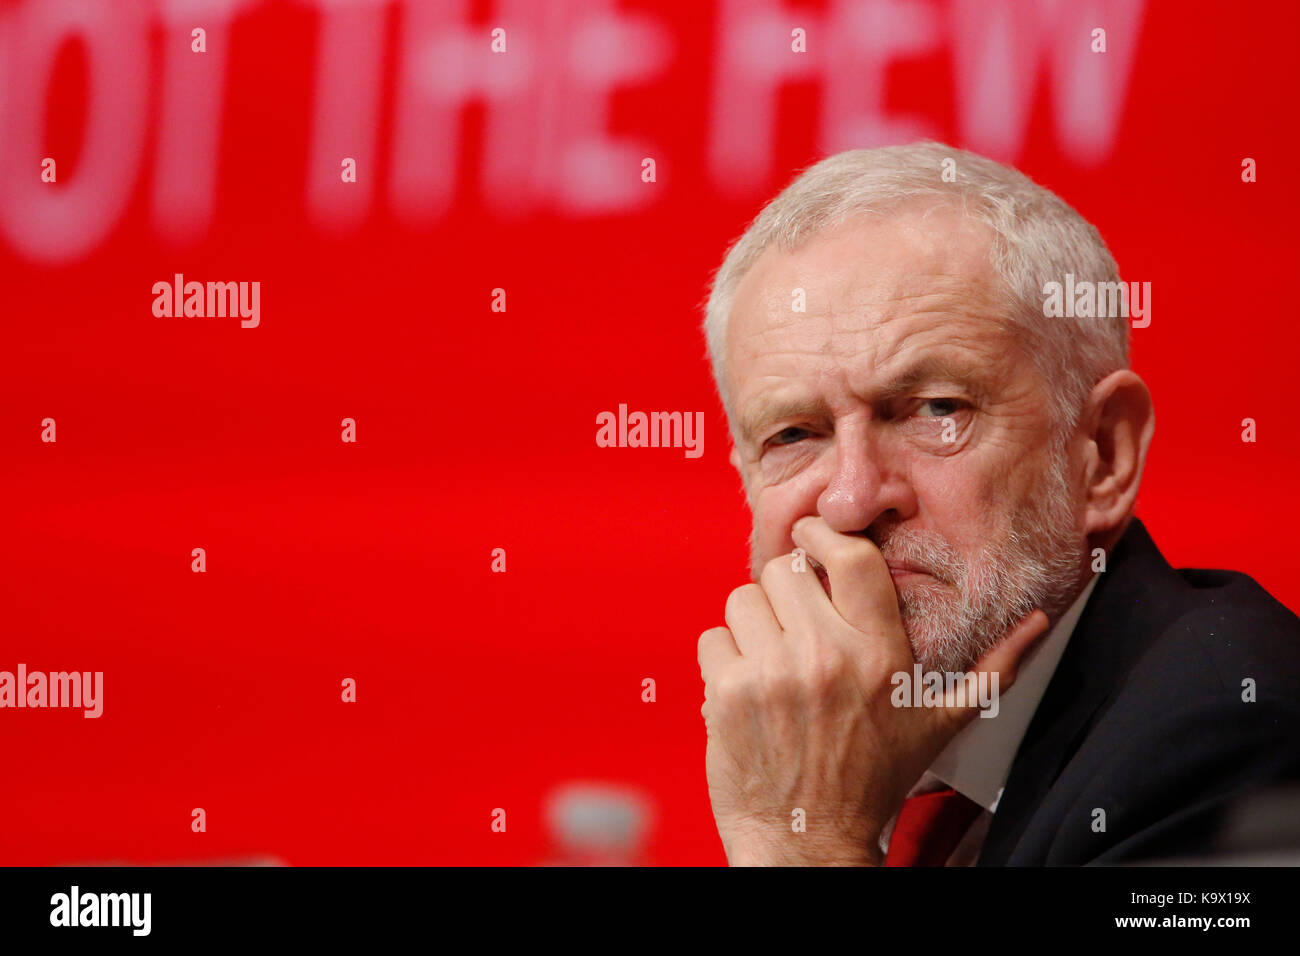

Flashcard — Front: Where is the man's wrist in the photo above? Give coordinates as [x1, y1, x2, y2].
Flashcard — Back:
[725, 832, 884, 867]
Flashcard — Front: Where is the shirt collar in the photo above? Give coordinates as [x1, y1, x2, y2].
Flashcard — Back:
[921, 573, 1100, 813]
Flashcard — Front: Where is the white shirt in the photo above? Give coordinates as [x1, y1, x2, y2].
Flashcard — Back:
[878, 573, 1101, 865]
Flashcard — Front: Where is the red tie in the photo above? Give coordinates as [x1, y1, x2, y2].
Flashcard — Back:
[885, 788, 982, 867]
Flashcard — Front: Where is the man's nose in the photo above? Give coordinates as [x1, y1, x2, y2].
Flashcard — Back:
[815, 429, 913, 534]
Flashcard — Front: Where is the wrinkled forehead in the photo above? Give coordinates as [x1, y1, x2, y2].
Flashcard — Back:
[724, 203, 1016, 398]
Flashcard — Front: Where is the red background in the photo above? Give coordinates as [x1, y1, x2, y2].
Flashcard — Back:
[2, 0, 1297, 865]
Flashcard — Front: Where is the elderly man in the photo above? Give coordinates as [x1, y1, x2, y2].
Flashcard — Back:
[697, 142, 1300, 866]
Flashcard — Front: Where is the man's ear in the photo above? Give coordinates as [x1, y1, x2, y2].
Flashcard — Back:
[1080, 369, 1155, 542]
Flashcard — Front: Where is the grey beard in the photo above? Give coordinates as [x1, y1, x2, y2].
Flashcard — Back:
[748, 444, 1088, 673]
[889, 460, 1086, 672]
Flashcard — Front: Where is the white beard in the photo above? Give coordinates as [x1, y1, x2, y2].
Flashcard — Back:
[750, 441, 1088, 673]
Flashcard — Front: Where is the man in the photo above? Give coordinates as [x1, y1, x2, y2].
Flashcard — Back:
[697, 142, 1300, 866]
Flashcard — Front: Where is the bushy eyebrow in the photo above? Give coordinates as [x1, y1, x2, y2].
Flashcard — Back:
[737, 395, 829, 447]
[736, 354, 985, 446]
[874, 354, 986, 399]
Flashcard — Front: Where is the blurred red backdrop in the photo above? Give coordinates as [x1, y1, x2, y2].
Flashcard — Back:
[1, 0, 1297, 865]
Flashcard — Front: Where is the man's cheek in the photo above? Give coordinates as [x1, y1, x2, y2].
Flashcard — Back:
[752, 510, 793, 563]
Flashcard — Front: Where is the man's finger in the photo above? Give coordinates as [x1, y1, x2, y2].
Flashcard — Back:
[790, 515, 903, 637]
[724, 583, 783, 656]
[698, 625, 740, 684]
[757, 548, 831, 635]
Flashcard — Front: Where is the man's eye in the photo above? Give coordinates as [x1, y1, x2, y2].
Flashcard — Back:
[767, 426, 811, 446]
[918, 398, 966, 417]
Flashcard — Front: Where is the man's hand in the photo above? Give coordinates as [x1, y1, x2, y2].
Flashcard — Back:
[698, 516, 1050, 866]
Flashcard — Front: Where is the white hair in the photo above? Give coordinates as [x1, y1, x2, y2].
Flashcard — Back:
[703, 142, 1130, 438]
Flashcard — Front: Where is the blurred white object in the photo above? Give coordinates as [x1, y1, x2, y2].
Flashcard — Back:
[542, 782, 654, 866]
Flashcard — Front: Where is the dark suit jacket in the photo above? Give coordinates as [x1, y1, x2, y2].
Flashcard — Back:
[978, 517, 1300, 865]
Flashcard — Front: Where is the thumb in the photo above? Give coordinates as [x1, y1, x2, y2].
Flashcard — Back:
[935, 609, 1051, 724]
[971, 608, 1052, 693]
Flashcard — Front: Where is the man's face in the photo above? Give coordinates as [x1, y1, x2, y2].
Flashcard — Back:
[725, 203, 1089, 673]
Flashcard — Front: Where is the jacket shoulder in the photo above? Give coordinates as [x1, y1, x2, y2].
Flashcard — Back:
[1040, 568, 1300, 863]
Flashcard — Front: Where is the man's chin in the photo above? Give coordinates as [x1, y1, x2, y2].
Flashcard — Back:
[899, 608, 990, 674]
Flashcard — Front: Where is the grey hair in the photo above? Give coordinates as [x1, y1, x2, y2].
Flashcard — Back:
[702, 141, 1129, 439]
